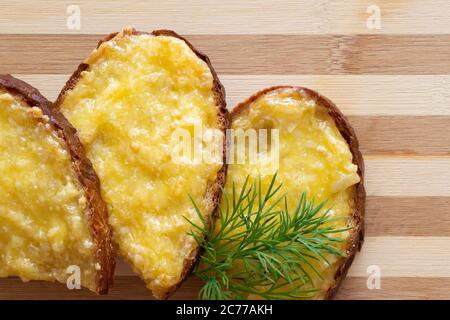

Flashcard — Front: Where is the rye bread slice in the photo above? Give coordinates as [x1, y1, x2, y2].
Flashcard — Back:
[0, 74, 115, 294]
[54, 29, 229, 299]
[231, 86, 365, 299]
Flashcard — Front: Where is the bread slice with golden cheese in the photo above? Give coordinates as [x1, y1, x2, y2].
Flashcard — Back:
[225, 86, 365, 299]
[0, 74, 114, 294]
[55, 28, 229, 299]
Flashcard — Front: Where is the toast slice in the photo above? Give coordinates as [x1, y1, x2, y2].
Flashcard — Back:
[55, 28, 228, 299]
[225, 86, 365, 299]
[0, 74, 114, 294]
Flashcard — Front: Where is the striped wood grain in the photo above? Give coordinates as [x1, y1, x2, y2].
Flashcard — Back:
[1, 0, 450, 300]
[11, 74, 450, 156]
[2, 35, 450, 74]
[2, 277, 450, 300]
[14, 74, 450, 116]
[364, 158, 450, 197]
[1, 0, 450, 35]
[110, 237, 450, 278]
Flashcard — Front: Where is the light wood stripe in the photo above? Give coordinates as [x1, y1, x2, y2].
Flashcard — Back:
[2, 0, 450, 35]
[224, 75, 450, 116]
[365, 158, 450, 197]
[15, 74, 450, 116]
[2, 35, 450, 74]
[349, 237, 450, 277]
[1, 276, 450, 300]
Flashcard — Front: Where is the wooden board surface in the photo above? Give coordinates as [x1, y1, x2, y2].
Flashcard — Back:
[1, 0, 450, 300]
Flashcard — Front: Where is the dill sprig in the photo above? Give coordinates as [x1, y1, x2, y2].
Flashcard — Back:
[185, 173, 350, 300]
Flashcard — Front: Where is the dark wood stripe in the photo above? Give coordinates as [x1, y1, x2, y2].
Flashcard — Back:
[365, 197, 450, 236]
[0, 276, 198, 300]
[349, 116, 450, 156]
[1, 276, 449, 300]
[1, 35, 450, 74]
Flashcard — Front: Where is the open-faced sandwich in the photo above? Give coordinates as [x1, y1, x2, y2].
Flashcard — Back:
[191, 86, 365, 299]
[55, 28, 229, 299]
[0, 74, 114, 294]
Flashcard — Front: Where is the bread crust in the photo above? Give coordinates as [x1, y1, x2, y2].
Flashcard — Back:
[231, 86, 365, 300]
[0, 74, 115, 294]
[54, 29, 229, 299]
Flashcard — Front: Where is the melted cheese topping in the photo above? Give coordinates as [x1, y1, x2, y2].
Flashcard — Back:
[0, 91, 96, 289]
[226, 88, 360, 299]
[59, 31, 222, 298]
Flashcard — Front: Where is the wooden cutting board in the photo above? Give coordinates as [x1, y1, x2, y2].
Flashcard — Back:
[1, 0, 449, 300]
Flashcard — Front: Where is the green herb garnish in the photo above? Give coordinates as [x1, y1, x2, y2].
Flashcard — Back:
[185, 173, 350, 300]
